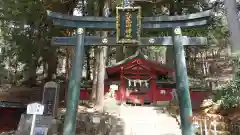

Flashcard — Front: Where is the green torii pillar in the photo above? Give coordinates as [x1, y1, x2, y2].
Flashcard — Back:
[47, 5, 212, 135]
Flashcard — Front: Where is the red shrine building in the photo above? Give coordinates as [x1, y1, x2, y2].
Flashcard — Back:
[106, 51, 175, 104]
[80, 51, 210, 105]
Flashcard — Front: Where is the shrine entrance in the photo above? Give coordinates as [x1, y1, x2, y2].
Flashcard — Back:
[123, 67, 154, 104]
[47, 0, 212, 134]
[106, 51, 174, 104]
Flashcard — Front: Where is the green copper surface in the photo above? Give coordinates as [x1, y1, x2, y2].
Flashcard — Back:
[172, 26, 193, 135]
[62, 28, 85, 135]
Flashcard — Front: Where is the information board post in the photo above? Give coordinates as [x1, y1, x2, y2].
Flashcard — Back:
[30, 114, 37, 135]
[27, 102, 44, 135]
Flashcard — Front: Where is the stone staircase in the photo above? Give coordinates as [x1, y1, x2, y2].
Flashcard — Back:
[119, 106, 182, 135]
[73, 104, 182, 135]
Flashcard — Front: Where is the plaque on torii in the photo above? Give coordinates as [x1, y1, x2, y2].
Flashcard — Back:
[116, 6, 141, 44]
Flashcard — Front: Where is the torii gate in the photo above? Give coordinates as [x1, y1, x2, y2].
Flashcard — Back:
[47, 2, 212, 135]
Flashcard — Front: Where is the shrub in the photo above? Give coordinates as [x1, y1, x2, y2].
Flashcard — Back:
[214, 55, 240, 109]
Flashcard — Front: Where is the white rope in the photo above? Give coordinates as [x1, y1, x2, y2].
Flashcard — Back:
[123, 76, 152, 87]
[123, 76, 152, 81]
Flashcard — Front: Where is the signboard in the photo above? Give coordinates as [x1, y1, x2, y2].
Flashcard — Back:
[110, 84, 119, 90]
[42, 81, 59, 118]
[116, 6, 141, 44]
[27, 103, 45, 135]
[42, 88, 55, 115]
[27, 103, 44, 115]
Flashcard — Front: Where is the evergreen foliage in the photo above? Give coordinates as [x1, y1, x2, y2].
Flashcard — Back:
[214, 55, 240, 109]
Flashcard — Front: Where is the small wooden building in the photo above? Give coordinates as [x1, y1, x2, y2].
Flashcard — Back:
[105, 51, 175, 104]
[79, 51, 210, 105]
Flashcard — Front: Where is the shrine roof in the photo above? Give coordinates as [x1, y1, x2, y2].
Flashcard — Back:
[106, 50, 174, 75]
[107, 50, 147, 67]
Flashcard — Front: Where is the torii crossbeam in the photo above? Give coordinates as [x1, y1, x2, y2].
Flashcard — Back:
[51, 36, 207, 46]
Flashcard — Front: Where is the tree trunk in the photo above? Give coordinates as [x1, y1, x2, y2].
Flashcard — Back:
[46, 50, 58, 81]
[165, 2, 175, 68]
[89, 0, 100, 104]
[64, 47, 72, 107]
[166, 47, 175, 67]
[65, 48, 70, 81]
[155, 51, 163, 63]
[96, 45, 108, 110]
[224, 0, 240, 55]
[116, 46, 124, 62]
[150, 49, 155, 60]
[90, 47, 99, 103]
[85, 47, 91, 80]
[23, 59, 38, 87]
[28, 65, 37, 86]
[165, 1, 182, 68]
[95, 0, 109, 111]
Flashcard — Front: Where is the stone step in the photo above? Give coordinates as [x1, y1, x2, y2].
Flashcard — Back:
[119, 106, 181, 135]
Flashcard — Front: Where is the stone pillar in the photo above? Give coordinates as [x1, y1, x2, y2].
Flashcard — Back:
[42, 81, 60, 118]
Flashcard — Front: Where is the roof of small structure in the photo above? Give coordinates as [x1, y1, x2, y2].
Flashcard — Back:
[106, 50, 174, 76]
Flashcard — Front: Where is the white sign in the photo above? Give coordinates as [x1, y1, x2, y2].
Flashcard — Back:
[27, 102, 44, 115]
[110, 84, 118, 90]
[92, 116, 101, 124]
[160, 90, 166, 94]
